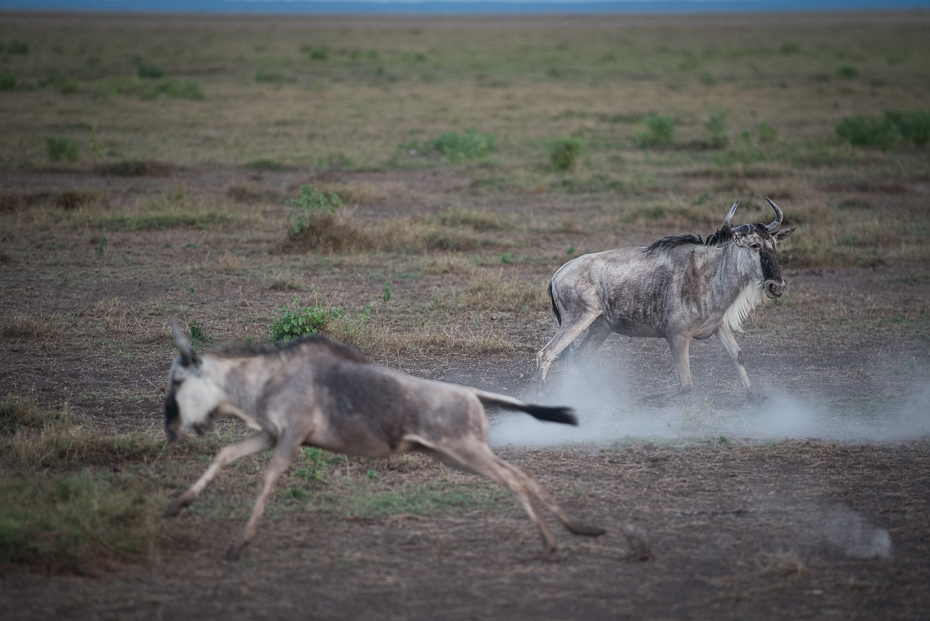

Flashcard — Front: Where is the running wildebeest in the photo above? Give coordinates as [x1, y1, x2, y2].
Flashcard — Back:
[537, 198, 795, 402]
[163, 320, 604, 560]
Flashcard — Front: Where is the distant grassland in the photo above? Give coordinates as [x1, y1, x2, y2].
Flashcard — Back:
[0, 10, 929, 345]
[0, 12, 928, 171]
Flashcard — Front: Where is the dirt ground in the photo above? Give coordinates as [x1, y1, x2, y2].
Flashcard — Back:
[2, 9, 930, 617]
[2, 442, 929, 620]
[2, 167, 929, 620]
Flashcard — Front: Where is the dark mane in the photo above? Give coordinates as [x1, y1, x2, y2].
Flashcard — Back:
[644, 225, 735, 253]
[210, 334, 370, 364]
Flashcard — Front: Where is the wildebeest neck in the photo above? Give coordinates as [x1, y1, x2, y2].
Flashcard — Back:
[164, 389, 181, 442]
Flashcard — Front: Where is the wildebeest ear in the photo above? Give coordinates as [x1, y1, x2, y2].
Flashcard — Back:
[773, 227, 796, 242]
[170, 317, 195, 367]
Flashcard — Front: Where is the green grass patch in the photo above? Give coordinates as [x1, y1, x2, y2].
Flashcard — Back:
[0, 471, 162, 573]
[45, 136, 79, 162]
[428, 129, 496, 162]
[547, 136, 586, 171]
[836, 108, 930, 150]
[0, 68, 15, 91]
[89, 211, 230, 231]
[436, 208, 506, 231]
[269, 295, 345, 343]
[0, 395, 72, 434]
[292, 478, 509, 520]
[634, 114, 675, 148]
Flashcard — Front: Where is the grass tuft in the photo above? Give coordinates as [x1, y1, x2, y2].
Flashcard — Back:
[634, 114, 675, 148]
[0, 472, 162, 573]
[547, 136, 586, 171]
[45, 136, 79, 162]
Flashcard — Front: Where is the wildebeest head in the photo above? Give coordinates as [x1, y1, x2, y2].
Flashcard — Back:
[165, 318, 224, 442]
[723, 198, 795, 299]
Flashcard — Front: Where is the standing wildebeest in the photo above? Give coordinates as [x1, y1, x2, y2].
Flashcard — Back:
[537, 198, 795, 401]
[163, 321, 604, 560]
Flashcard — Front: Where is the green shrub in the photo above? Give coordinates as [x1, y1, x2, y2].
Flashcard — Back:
[547, 136, 586, 171]
[189, 319, 205, 344]
[269, 296, 345, 343]
[294, 447, 330, 481]
[255, 67, 290, 83]
[137, 63, 166, 79]
[705, 110, 729, 149]
[429, 129, 495, 162]
[634, 114, 675, 148]
[884, 108, 930, 146]
[40, 70, 78, 94]
[309, 47, 329, 60]
[286, 184, 344, 235]
[835, 109, 929, 150]
[835, 65, 859, 79]
[836, 115, 898, 150]
[0, 68, 15, 91]
[46, 136, 79, 162]
[6, 40, 28, 55]
[161, 78, 204, 100]
[757, 122, 778, 143]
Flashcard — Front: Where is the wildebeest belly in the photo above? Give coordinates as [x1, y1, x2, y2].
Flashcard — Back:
[309, 364, 440, 458]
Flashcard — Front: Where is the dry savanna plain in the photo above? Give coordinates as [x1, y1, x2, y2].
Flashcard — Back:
[1, 10, 929, 620]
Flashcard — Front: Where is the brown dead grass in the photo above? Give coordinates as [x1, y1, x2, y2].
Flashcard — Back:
[283, 212, 373, 253]
[1, 313, 57, 339]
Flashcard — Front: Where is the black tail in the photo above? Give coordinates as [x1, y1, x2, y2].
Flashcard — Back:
[520, 404, 577, 426]
[476, 392, 577, 426]
[548, 281, 562, 327]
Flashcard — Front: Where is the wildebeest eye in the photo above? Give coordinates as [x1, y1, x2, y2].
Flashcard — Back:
[750, 242, 762, 251]
[171, 377, 184, 387]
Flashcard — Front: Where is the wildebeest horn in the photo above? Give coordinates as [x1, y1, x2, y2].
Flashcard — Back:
[764, 197, 783, 231]
[722, 199, 740, 227]
[170, 317, 194, 367]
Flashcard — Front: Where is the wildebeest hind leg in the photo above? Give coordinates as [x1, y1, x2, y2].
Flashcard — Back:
[568, 318, 611, 389]
[536, 311, 602, 397]
[165, 432, 274, 518]
[415, 437, 559, 554]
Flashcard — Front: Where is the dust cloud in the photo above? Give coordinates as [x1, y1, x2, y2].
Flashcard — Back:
[489, 369, 930, 448]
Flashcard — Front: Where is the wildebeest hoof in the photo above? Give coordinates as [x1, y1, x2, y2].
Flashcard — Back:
[541, 544, 567, 562]
[621, 523, 654, 561]
[567, 522, 606, 537]
[224, 545, 243, 562]
[163, 497, 189, 518]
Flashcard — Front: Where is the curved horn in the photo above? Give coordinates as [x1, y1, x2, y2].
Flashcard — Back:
[764, 197, 783, 231]
[170, 317, 194, 367]
[731, 223, 753, 235]
[722, 199, 740, 227]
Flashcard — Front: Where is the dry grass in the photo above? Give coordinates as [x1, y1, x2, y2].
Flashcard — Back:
[761, 550, 810, 580]
[310, 180, 414, 206]
[1, 313, 59, 339]
[332, 320, 515, 358]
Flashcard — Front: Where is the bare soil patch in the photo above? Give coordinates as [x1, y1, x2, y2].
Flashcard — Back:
[2, 10, 929, 619]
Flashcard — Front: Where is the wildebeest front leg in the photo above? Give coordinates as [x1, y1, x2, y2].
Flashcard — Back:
[164, 432, 274, 518]
[225, 428, 301, 561]
[716, 324, 763, 402]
